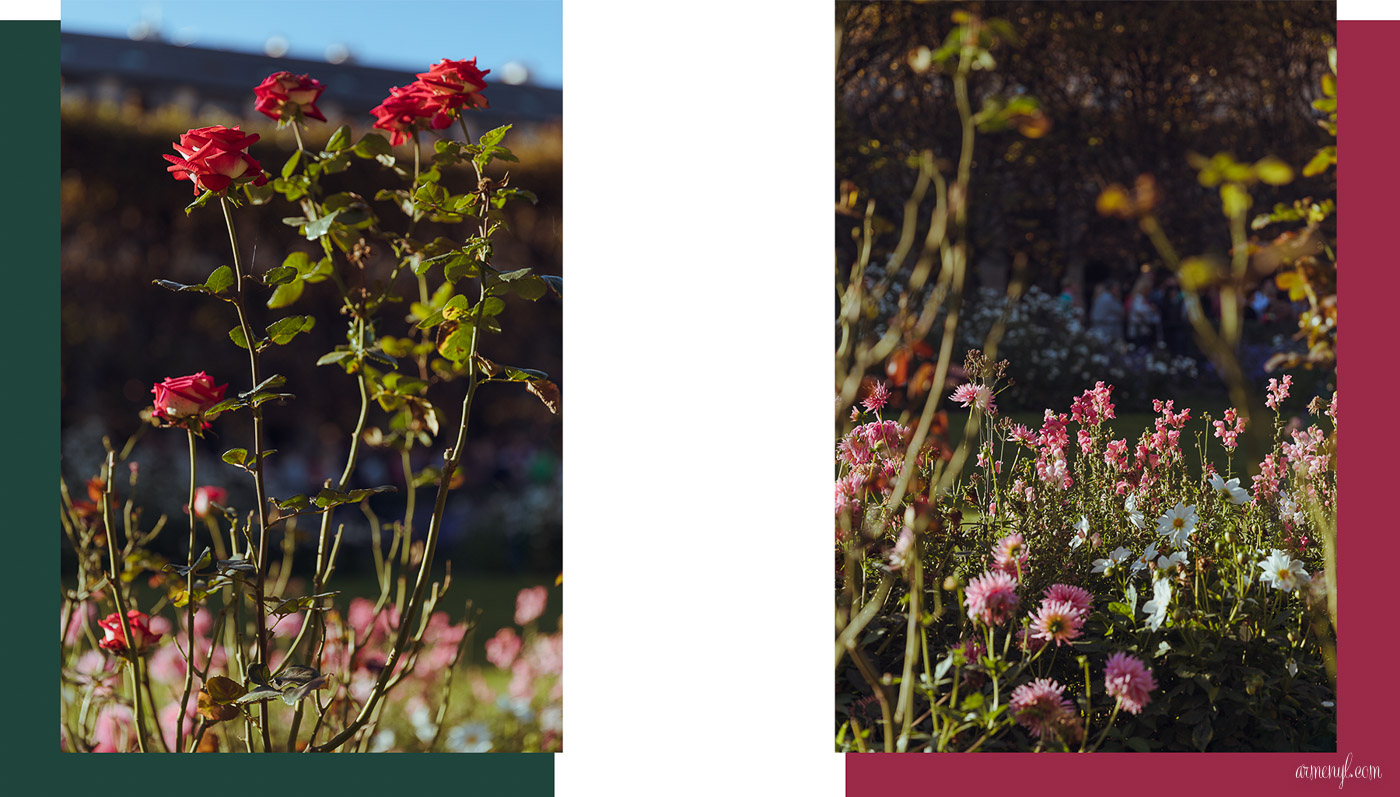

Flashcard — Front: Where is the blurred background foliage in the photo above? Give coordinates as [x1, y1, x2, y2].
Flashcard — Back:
[837, 0, 1336, 413]
[61, 96, 562, 602]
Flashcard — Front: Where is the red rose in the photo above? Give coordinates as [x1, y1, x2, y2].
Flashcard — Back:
[192, 485, 229, 519]
[98, 609, 163, 652]
[416, 58, 491, 114]
[253, 71, 327, 123]
[163, 125, 268, 196]
[370, 82, 453, 146]
[152, 371, 227, 428]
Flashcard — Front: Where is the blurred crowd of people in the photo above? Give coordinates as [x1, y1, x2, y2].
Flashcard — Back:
[1058, 268, 1301, 358]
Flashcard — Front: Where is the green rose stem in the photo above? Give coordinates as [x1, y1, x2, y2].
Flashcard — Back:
[176, 427, 199, 753]
[309, 178, 493, 753]
[219, 195, 274, 752]
[98, 450, 151, 753]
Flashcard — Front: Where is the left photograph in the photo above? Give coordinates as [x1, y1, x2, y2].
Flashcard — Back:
[59, 1, 562, 753]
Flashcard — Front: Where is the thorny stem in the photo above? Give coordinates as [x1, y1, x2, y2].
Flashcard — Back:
[220, 195, 273, 752]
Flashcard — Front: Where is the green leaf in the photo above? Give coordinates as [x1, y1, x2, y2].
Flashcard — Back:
[205, 265, 235, 294]
[1302, 147, 1335, 177]
[273, 494, 311, 513]
[1125, 736, 1151, 753]
[236, 686, 282, 705]
[265, 315, 315, 345]
[325, 124, 352, 152]
[241, 374, 287, 399]
[363, 350, 398, 369]
[316, 350, 356, 367]
[185, 189, 215, 215]
[478, 124, 512, 148]
[1107, 602, 1132, 618]
[479, 296, 506, 316]
[261, 266, 298, 287]
[281, 150, 301, 179]
[1191, 719, 1214, 751]
[441, 295, 474, 321]
[415, 308, 446, 330]
[1253, 157, 1293, 186]
[222, 448, 248, 466]
[354, 132, 392, 159]
[230, 326, 251, 350]
[511, 276, 547, 301]
[267, 278, 304, 308]
[302, 209, 344, 240]
[438, 323, 476, 363]
[243, 181, 275, 205]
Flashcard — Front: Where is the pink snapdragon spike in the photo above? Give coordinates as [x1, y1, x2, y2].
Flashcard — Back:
[1212, 407, 1247, 449]
[1070, 381, 1116, 426]
[964, 570, 1019, 626]
[1265, 374, 1293, 410]
[515, 585, 549, 625]
[1104, 652, 1157, 714]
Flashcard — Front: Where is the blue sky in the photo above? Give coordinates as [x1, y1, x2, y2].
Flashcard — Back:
[60, 0, 563, 87]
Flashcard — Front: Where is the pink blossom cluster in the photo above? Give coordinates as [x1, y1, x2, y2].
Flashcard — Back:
[1104, 438, 1130, 471]
[1034, 410, 1073, 490]
[1251, 453, 1286, 503]
[1070, 381, 1116, 427]
[861, 380, 891, 414]
[1265, 374, 1293, 410]
[1282, 426, 1330, 482]
[950, 382, 997, 414]
[1212, 407, 1247, 450]
[1104, 652, 1157, 714]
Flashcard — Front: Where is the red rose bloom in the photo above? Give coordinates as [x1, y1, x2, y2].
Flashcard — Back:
[253, 71, 327, 123]
[98, 609, 162, 652]
[163, 125, 268, 196]
[192, 485, 229, 519]
[152, 371, 227, 428]
[416, 57, 491, 114]
[370, 82, 453, 146]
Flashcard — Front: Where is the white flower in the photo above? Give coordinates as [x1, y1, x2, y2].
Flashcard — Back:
[1257, 548, 1311, 592]
[1131, 541, 1159, 576]
[1070, 516, 1090, 549]
[1125, 494, 1145, 530]
[888, 526, 915, 571]
[1278, 491, 1308, 526]
[1093, 545, 1133, 574]
[409, 702, 436, 744]
[1156, 502, 1199, 548]
[1141, 577, 1172, 630]
[369, 729, 396, 753]
[1207, 473, 1251, 504]
[444, 722, 493, 753]
[1156, 550, 1189, 575]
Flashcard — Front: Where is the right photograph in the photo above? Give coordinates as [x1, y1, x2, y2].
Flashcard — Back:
[835, 1, 1336, 753]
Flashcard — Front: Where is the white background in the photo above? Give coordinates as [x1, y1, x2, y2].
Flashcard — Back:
[27, 0, 1373, 793]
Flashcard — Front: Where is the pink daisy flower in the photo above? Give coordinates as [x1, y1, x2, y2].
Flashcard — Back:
[1104, 652, 1157, 715]
[862, 381, 891, 414]
[1029, 599, 1085, 646]
[949, 383, 996, 414]
[992, 533, 1029, 577]
[963, 570, 1020, 626]
[1043, 583, 1093, 617]
[1009, 678, 1077, 739]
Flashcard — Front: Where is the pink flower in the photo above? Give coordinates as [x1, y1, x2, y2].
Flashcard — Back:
[485, 628, 523, 669]
[949, 383, 996, 414]
[160, 698, 200, 752]
[515, 586, 549, 625]
[97, 609, 163, 653]
[1104, 652, 1157, 714]
[963, 570, 1019, 626]
[1029, 599, 1085, 646]
[1007, 424, 1036, 445]
[163, 126, 268, 196]
[1265, 374, 1293, 411]
[862, 381, 891, 414]
[1009, 678, 1076, 739]
[416, 57, 491, 114]
[1104, 438, 1129, 470]
[955, 637, 986, 688]
[508, 659, 536, 700]
[1212, 408, 1247, 450]
[151, 372, 227, 429]
[1043, 583, 1093, 617]
[370, 82, 452, 146]
[992, 533, 1029, 578]
[528, 633, 563, 676]
[1077, 429, 1095, 455]
[1070, 382, 1116, 426]
[253, 71, 327, 123]
[190, 485, 228, 519]
[91, 704, 136, 752]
